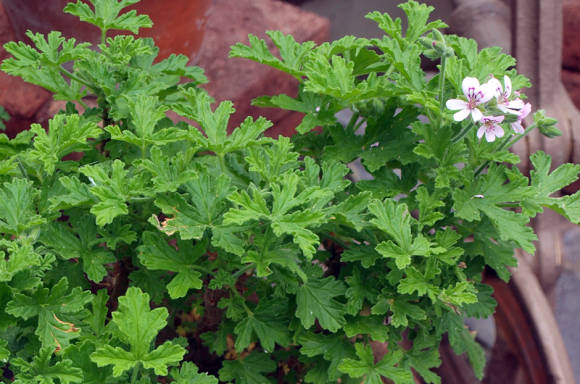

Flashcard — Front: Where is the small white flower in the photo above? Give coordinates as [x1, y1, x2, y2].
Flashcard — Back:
[446, 77, 494, 122]
[477, 115, 505, 142]
[487, 75, 524, 114]
[511, 102, 532, 134]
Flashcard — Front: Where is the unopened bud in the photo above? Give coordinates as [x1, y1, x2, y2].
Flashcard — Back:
[534, 109, 561, 137]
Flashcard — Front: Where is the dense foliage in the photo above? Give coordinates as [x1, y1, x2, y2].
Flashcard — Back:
[1, 0, 579, 383]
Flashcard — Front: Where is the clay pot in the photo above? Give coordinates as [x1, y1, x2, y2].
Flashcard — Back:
[2, 0, 211, 61]
[428, 255, 575, 384]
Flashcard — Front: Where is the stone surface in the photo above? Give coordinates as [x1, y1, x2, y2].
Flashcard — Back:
[563, 0, 580, 71]
[196, 0, 330, 136]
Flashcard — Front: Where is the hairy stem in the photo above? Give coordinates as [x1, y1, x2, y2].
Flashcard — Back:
[130, 363, 140, 384]
[438, 56, 447, 111]
[451, 121, 475, 143]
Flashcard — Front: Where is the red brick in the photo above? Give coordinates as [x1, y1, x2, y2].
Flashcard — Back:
[197, 0, 329, 137]
[0, 1, 52, 136]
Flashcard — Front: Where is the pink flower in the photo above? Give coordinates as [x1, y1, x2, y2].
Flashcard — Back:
[511, 102, 532, 134]
[487, 75, 524, 114]
[446, 77, 494, 122]
[477, 115, 505, 142]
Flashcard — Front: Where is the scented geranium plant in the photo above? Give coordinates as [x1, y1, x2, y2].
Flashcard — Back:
[0, 0, 579, 383]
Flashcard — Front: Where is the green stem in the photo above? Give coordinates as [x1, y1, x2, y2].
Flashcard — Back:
[78, 99, 88, 110]
[383, 62, 395, 79]
[15, 157, 28, 180]
[229, 285, 253, 316]
[101, 28, 107, 47]
[438, 56, 447, 111]
[130, 363, 140, 384]
[218, 154, 228, 175]
[232, 263, 254, 279]
[260, 226, 272, 259]
[451, 121, 475, 143]
[345, 111, 360, 134]
[57, 66, 94, 90]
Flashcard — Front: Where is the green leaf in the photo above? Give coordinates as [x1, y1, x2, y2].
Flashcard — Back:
[64, 0, 152, 34]
[370, 199, 412, 247]
[391, 297, 426, 328]
[416, 186, 445, 228]
[453, 165, 537, 253]
[462, 283, 497, 318]
[98, 34, 154, 65]
[0, 178, 45, 235]
[298, 332, 356, 381]
[138, 232, 206, 299]
[6, 278, 92, 351]
[40, 215, 115, 282]
[49, 176, 95, 211]
[63, 342, 111, 384]
[106, 95, 186, 149]
[405, 345, 441, 384]
[242, 247, 306, 281]
[341, 244, 382, 268]
[438, 281, 478, 307]
[441, 312, 486, 379]
[171, 362, 219, 384]
[0, 339, 7, 361]
[345, 267, 379, 315]
[398, 267, 435, 298]
[338, 344, 413, 384]
[296, 276, 346, 332]
[218, 352, 276, 384]
[344, 316, 389, 342]
[398, 1, 447, 42]
[528, 151, 580, 221]
[233, 311, 290, 352]
[138, 146, 198, 193]
[153, 173, 232, 240]
[30, 114, 101, 175]
[90, 287, 185, 376]
[229, 31, 315, 78]
[1, 31, 91, 99]
[0, 238, 44, 282]
[11, 348, 83, 384]
[80, 160, 146, 226]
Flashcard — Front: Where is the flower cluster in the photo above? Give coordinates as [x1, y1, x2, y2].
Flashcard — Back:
[446, 76, 532, 142]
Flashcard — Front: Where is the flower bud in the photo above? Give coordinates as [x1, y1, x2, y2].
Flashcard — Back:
[534, 109, 561, 137]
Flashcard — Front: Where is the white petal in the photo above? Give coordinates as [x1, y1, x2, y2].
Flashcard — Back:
[471, 108, 483, 122]
[477, 126, 486, 139]
[511, 122, 524, 134]
[446, 99, 468, 110]
[486, 77, 503, 97]
[503, 75, 512, 96]
[477, 83, 495, 104]
[519, 102, 532, 119]
[506, 99, 524, 109]
[498, 104, 521, 115]
[493, 125, 505, 138]
[485, 130, 497, 142]
[462, 77, 480, 97]
[453, 108, 470, 121]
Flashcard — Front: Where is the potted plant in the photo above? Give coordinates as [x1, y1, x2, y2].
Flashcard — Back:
[0, 0, 577, 383]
